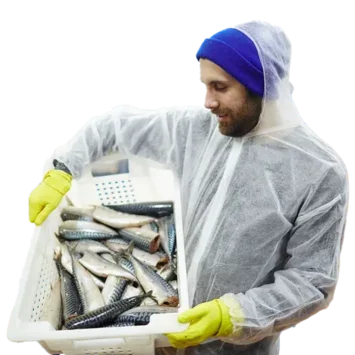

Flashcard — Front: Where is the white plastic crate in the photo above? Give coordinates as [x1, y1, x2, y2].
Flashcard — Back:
[7, 153, 189, 354]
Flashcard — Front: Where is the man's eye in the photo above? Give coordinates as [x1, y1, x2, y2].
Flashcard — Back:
[215, 86, 227, 91]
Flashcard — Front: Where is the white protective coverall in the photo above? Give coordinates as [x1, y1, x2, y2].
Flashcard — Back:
[52, 21, 349, 354]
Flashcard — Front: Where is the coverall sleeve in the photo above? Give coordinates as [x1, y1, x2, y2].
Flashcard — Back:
[219, 165, 349, 345]
[52, 105, 210, 178]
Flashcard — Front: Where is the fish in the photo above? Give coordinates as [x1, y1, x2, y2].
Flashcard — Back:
[77, 251, 136, 281]
[40, 279, 62, 330]
[140, 296, 158, 306]
[100, 253, 129, 304]
[105, 238, 130, 253]
[71, 254, 105, 313]
[91, 275, 106, 290]
[60, 206, 95, 222]
[53, 242, 105, 290]
[108, 321, 136, 327]
[58, 242, 73, 274]
[65, 292, 152, 329]
[131, 247, 168, 270]
[59, 220, 118, 240]
[66, 240, 115, 255]
[101, 252, 135, 276]
[104, 238, 168, 270]
[156, 215, 176, 260]
[118, 228, 160, 253]
[120, 242, 179, 306]
[92, 205, 155, 228]
[157, 263, 176, 282]
[141, 221, 160, 233]
[102, 276, 128, 305]
[103, 201, 173, 218]
[56, 262, 82, 322]
[121, 284, 143, 300]
[115, 305, 178, 325]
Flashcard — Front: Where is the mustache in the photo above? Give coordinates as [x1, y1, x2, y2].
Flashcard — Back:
[212, 110, 229, 116]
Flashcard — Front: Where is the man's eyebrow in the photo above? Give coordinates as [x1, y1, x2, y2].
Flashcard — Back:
[200, 79, 229, 85]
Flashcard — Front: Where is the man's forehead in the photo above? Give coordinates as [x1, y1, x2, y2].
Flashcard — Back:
[199, 59, 231, 84]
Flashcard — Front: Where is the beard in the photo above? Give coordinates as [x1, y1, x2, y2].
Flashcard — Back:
[215, 93, 263, 137]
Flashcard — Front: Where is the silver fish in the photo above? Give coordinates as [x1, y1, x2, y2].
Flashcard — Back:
[61, 206, 95, 222]
[116, 256, 135, 275]
[56, 262, 82, 322]
[119, 227, 160, 253]
[140, 296, 158, 306]
[59, 220, 118, 240]
[60, 242, 73, 274]
[157, 215, 176, 260]
[91, 275, 105, 290]
[100, 253, 129, 304]
[78, 251, 136, 281]
[92, 205, 155, 228]
[71, 254, 105, 313]
[105, 238, 130, 253]
[121, 284, 143, 300]
[108, 321, 135, 327]
[131, 247, 168, 270]
[102, 253, 136, 280]
[116, 305, 177, 325]
[157, 263, 176, 282]
[40, 279, 62, 330]
[65, 292, 152, 330]
[67, 240, 115, 255]
[103, 201, 173, 218]
[104, 239, 167, 270]
[121, 243, 179, 306]
[141, 221, 160, 233]
[102, 276, 128, 305]
[54, 243, 105, 289]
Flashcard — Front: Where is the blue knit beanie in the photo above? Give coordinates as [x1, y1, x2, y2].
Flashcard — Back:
[196, 28, 265, 97]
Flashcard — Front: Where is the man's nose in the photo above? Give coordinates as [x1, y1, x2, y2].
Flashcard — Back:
[204, 92, 219, 110]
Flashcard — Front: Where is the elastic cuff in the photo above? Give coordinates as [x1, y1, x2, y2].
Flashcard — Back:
[219, 294, 244, 338]
[44, 169, 72, 195]
[215, 299, 233, 337]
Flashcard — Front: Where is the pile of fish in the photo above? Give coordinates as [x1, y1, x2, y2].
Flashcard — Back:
[52, 201, 179, 330]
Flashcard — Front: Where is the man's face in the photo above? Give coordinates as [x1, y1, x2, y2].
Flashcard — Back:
[200, 59, 262, 137]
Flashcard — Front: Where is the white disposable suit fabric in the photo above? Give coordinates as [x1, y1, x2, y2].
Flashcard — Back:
[52, 21, 349, 355]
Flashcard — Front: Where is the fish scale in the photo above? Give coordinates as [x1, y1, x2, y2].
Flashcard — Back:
[119, 228, 160, 253]
[103, 201, 173, 218]
[56, 262, 82, 321]
[59, 220, 118, 241]
[108, 321, 135, 327]
[122, 243, 179, 306]
[167, 218, 176, 257]
[107, 278, 128, 304]
[65, 292, 151, 329]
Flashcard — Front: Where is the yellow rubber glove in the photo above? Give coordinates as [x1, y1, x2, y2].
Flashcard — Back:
[166, 299, 233, 349]
[29, 169, 72, 226]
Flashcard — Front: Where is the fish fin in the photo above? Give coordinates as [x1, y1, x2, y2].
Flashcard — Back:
[144, 290, 158, 303]
[65, 241, 76, 253]
[127, 241, 134, 254]
[112, 241, 134, 264]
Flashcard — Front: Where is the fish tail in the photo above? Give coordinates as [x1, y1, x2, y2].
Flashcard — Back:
[112, 241, 134, 263]
[144, 290, 158, 303]
[65, 241, 76, 253]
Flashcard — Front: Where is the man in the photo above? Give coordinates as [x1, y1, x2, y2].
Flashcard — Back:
[29, 21, 348, 354]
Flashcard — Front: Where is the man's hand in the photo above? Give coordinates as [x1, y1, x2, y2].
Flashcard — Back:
[29, 169, 72, 225]
[166, 299, 233, 348]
